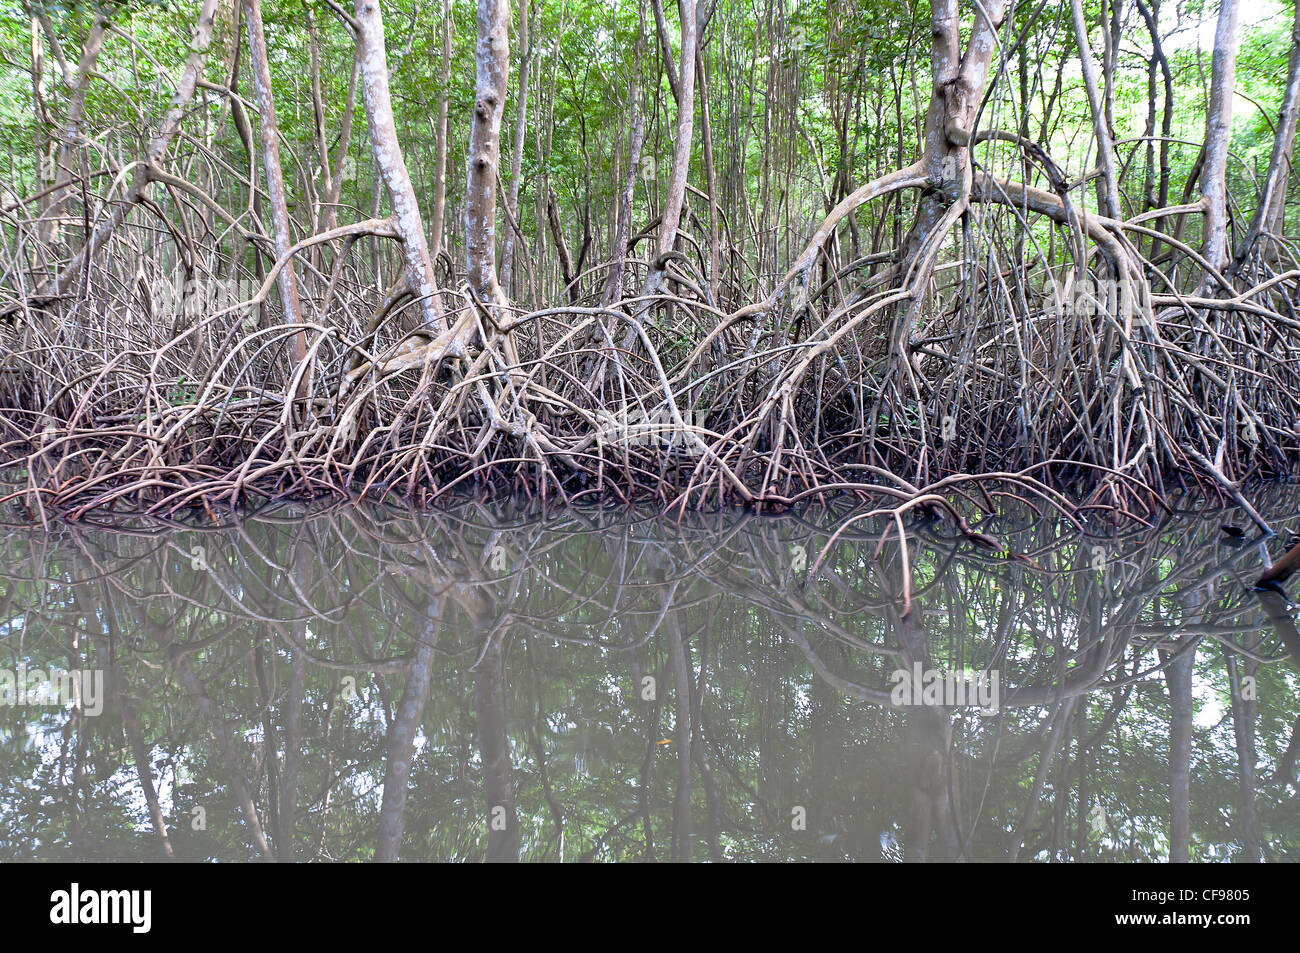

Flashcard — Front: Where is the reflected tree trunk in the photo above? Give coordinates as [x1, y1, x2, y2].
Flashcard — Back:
[666, 597, 693, 862]
[895, 607, 964, 862]
[475, 627, 518, 862]
[1225, 649, 1263, 862]
[164, 628, 275, 861]
[276, 540, 314, 862]
[375, 595, 443, 862]
[1161, 645, 1194, 863]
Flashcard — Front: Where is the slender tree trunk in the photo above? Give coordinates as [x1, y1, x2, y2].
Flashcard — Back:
[500, 0, 530, 299]
[1069, 0, 1121, 219]
[244, 0, 307, 378]
[465, 0, 510, 315]
[38, 12, 108, 247]
[356, 0, 445, 330]
[646, 0, 701, 293]
[1136, 0, 1175, 258]
[320, 50, 359, 235]
[1200, 0, 1242, 280]
[698, 42, 720, 307]
[306, 6, 331, 235]
[602, 27, 646, 307]
[546, 187, 578, 303]
[1235, 0, 1300, 264]
[429, 0, 452, 261]
[27, 10, 52, 268]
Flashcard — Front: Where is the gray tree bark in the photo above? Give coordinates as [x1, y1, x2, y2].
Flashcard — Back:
[500, 0, 530, 299]
[465, 0, 511, 316]
[1200, 0, 1242, 280]
[244, 0, 307, 373]
[429, 0, 452, 261]
[1235, 0, 1300, 264]
[356, 0, 446, 330]
[37, 11, 108, 247]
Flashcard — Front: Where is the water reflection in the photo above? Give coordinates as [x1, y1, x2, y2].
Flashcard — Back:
[0, 493, 1297, 862]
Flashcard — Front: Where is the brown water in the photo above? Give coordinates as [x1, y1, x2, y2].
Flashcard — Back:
[0, 489, 1298, 862]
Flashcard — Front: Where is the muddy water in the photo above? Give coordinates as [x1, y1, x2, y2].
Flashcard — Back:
[0, 490, 1298, 862]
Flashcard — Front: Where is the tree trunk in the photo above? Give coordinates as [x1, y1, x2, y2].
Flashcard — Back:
[244, 0, 307, 376]
[646, 0, 701, 295]
[884, 0, 1008, 365]
[38, 12, 108, 248]
[475, 630, 518, 862]
[602, 26, 646, 307]
[375, 597, 441, 862]
[320, 51, 359, 235]
[465, 0, 511, 316]
[546, 187, 578, 303]
[429, 0, 452, 261]
[500, 0, 530, 300]
[1235, 0, 1300, 264]
[1068, 0, 1121, 219]
[1200, 0, 1242, 280]
[356, 0, 446, 330]
[306, 5, 331, 235]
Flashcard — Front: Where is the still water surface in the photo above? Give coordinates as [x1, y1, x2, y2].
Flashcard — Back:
[1, 491, 1298, 861]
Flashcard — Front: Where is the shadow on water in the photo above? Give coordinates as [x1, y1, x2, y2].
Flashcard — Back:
[0, 490, 1298, 862]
